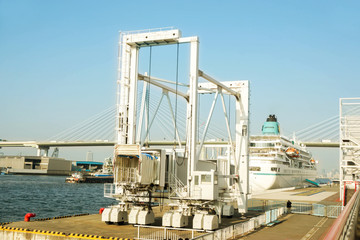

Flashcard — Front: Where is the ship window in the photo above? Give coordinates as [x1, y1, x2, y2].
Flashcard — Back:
[250, 166, 261, 171]
[271, 167, 280, 172]
[251, 142, 275, 147]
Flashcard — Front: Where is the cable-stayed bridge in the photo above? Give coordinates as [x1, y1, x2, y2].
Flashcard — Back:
[5, 93, 357, 146]
[2, 98, 358, 156]
[4, 96, 360, 155]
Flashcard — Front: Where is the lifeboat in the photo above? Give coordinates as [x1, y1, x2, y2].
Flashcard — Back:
[285, 147, 299, 158]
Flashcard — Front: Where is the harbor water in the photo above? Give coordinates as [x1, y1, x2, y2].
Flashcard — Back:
[0, 175, 116, 223]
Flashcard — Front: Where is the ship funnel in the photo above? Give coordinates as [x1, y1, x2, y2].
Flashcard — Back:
[262, 114, 280, 135]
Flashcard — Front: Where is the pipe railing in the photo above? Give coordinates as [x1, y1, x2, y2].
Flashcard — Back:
[323, 188, 360, 239]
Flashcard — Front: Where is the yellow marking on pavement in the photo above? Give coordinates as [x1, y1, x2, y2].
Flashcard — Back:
[294, 189, 324, 196]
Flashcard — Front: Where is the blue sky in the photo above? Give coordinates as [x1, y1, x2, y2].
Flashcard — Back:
[1, 0, 359, 173]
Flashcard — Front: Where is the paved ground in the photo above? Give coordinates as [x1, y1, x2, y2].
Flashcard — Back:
[237, 185, 340, 240]
[252, 185, 339, 203]
[239, 214, 335, 240]
[5, 208, 260, 239]
[4, 186, 341, 239]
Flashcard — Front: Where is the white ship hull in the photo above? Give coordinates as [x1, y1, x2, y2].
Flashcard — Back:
[250, 162, 317, 193]
[249, 134, 318, 193]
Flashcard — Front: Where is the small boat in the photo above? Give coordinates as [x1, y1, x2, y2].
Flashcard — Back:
[0, 167, 11, 175]
[66, 157, 113, 183]
[90, 157, 113, 177]
[285, 147, 299, 158]
[65, 172, 85, 183]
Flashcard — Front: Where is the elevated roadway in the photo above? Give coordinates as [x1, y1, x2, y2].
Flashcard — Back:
[0, 141, 115, 148]
[0, 141, 340, 148]
[0, 140, 340, 157]
[303, 142, 340, 148]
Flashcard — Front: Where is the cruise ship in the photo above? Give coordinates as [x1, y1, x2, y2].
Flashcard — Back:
[249, 115, 317, 193]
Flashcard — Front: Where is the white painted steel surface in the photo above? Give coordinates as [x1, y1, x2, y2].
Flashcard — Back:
[339, 98, 360, 201]
[110, 28, 250, 226]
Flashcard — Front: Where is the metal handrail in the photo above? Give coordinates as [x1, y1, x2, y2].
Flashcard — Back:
[323, 189, 360, 239]
[168, 172, 186, 198]
[104, 183, 115, 198]
[117, 167, 137, 183]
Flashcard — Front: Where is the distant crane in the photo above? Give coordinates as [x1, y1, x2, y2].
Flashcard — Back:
[51, 147, 59, 158]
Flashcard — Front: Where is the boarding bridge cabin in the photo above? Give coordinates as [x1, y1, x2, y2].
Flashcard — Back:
[113, 144, 165, 188]
[102, 28, 249, 230]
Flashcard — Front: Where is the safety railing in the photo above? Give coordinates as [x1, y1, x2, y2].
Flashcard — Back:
[323, 189, 360, 240]
[291, 202, 313, 214]
[138, 202, 344, 240]
[192, 207, 286, 240]
[168, 172, 187, 198]
[247, 199, 342, 218]
[247, 199, 287, 212]
[104, 183, 116, 198]
[116, 167, 137, 183]
[327, 205, 343, 218]
[136, 206, 287, 240]
[123, 27, 175, 35]
[136, 225, 207, 240]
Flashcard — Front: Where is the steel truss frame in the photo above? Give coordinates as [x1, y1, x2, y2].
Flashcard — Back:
[113, 28, 250, 220]
[340, 97, 360, 203]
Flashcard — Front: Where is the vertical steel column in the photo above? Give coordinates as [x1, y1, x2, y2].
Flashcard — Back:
[186, 37, 199, 195]
[339, 98, 344, 201]
[235, 81, 250, 213]
[127, 46, 139, 144]
[117, 37, 131, 144]
[115, 32, 123, 144]
[36, 147, 41, 157]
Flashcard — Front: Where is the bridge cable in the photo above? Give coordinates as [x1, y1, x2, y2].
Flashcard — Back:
[228, 93, 232, 142]
[146, 46, 152, 146]
[174, 42, 179, 146]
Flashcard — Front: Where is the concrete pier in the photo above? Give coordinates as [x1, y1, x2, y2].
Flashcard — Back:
[0, 186, 341, 240]
[1, 208, 260, 240]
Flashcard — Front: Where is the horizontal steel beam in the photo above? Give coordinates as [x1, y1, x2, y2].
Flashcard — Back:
[0, 141, 115, 148]
[303, 142, 340, 148]
[0, 141, 341, 148]
[138, 74, 188, 100]
[0, 140, 231, 148]
[198, 70, 240, 98]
